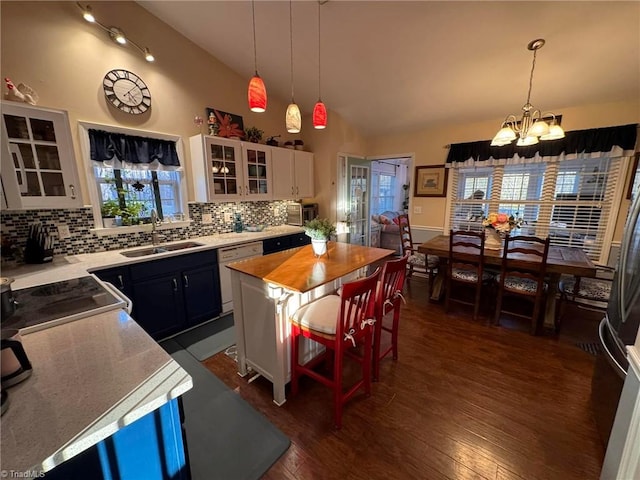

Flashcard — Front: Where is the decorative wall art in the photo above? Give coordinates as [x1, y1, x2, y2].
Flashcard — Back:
[414, 165, 448, 197]
[206, 108, 245, 139]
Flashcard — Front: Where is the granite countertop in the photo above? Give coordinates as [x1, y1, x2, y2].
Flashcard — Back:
[0, 309, 193, 473]
[4, 225, 304, 290]
[228, 242, 394, 293]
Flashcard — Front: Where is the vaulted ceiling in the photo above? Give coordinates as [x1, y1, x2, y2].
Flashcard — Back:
[138, 1, 640, 137]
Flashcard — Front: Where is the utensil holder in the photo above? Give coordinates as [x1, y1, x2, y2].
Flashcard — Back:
[24, 238, 53, 264]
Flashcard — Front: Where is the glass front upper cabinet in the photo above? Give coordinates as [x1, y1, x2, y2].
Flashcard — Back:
[0, 101, 81, 209]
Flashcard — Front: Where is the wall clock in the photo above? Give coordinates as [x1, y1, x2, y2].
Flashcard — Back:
[102, 69, 151, 115]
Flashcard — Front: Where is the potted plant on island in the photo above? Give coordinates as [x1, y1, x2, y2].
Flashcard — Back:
[304, 217, 336, 257]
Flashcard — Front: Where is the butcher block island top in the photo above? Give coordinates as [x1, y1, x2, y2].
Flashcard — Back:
[227, 242, 395, 293]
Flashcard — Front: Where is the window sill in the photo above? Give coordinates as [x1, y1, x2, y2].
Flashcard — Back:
[90, 220, 192, 237]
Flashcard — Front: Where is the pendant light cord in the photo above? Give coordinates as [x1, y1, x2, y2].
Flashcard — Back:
[317, 1, 322, 101]
[525, 48, 538, 106]
[289, 0, 295, 102]
[251, 0, 258, 75]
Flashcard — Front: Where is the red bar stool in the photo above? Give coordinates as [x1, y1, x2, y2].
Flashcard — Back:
[289, 269, 380, 429]
[373, 255, 408, 381]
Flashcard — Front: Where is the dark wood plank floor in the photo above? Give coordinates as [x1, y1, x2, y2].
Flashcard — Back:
[202, 275, 605, 480]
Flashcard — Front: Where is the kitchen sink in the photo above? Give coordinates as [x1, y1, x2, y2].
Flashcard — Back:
[120, 241, 205, 258]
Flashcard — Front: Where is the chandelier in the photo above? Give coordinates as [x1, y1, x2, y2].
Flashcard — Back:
[491, 39, 565, 147]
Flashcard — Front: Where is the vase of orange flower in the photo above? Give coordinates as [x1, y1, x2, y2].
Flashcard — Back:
[481, 212, 525, 250]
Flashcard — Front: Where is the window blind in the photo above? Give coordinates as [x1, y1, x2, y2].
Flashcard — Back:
[447, 155, 622, 261]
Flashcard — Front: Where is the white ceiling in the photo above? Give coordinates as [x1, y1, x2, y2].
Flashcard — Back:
[138, 1, 640, 137]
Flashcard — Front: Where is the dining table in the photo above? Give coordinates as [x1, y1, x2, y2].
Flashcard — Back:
[418, 234, 597, 329]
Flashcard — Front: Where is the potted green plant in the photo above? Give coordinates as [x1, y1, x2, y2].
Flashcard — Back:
[245, 126, 264, 143]
[304, 217, 336, 257]
[121, 201, 148, 226]
[100, 199, 122, 227]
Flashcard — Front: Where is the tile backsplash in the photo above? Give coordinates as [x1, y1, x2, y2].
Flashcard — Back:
[1, 201, 289, 266]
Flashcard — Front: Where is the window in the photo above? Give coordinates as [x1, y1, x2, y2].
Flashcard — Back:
[448, 156, 622, 261]
[371, 172, 395, 213]
[94, 167, 183, 225]
[79, 122, 186, 231]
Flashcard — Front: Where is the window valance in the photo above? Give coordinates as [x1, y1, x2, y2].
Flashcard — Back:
[446, 123, 637, 165]
[89, 129, 180, 170]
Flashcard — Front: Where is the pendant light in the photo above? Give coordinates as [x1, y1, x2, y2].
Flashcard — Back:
[312, 1, 327, 129]
[491, 39, 565, 146]
[285, 0, 301, 134]
[247, 0, 267, 112]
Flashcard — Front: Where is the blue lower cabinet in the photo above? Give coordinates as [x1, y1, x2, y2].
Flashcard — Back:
[45, 398, 190, 480]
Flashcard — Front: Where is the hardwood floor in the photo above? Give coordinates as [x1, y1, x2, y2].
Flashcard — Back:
[202, 276, 605, 480]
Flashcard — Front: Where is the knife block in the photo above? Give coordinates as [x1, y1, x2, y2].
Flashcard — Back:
[24, 238, 53, 264]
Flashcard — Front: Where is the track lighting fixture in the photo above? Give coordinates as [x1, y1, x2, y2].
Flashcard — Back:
[77, 2, 155, 63]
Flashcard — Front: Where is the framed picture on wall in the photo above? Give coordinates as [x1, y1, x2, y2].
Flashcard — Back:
[206, 108, 245, 139]
[414, 165, 448, 197]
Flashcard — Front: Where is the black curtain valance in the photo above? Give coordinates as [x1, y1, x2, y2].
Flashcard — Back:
[89, 129, 180, 167]
[446, 123, 638, 164]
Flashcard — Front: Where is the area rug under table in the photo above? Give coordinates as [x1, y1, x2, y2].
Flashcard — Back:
[161, 339, 290, 480]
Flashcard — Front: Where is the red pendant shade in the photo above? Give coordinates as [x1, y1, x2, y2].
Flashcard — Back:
[312, 101, 327, 129]
[248, 75, 267, 113]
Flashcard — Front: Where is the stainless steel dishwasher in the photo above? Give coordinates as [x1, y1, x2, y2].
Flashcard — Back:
[218, 242, 263, 313]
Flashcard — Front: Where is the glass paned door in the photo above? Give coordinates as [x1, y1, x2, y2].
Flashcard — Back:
[3, 114, 65, 198]
[349, 163, 370, 246]
[209, 141, 239, 196]
[245, 147, 268, 195]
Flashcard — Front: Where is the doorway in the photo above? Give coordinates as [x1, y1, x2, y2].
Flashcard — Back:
[336, 154, 412, 247]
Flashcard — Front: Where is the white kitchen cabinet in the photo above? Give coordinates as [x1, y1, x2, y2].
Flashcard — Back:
[271, 148, 314, 199]
[190, 134, 272, 202]
[0, 101, 82, 209]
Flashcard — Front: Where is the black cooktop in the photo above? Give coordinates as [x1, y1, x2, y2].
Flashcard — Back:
[2, 276, 121, 332]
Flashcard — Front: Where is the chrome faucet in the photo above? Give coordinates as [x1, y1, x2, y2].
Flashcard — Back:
[150, 209, 162, 246]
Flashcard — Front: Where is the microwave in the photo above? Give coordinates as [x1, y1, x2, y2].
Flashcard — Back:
[286, 203, 318, 226]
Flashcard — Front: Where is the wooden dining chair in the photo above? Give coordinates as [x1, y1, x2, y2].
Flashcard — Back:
[397, 214, 439, 284]
[494, 234, 551, 335]
[445, 230, 493, 321]
[289, 269, 380, 429]
[373, 254, 408, 381]
[555, 263, 614, 331]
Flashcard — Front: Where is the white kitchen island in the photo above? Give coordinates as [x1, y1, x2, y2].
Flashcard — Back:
[229, 242, 393, 405]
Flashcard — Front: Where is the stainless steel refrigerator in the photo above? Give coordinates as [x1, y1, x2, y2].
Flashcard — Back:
[591, 190, 640, 447]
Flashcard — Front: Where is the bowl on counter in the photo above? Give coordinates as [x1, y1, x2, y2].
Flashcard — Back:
[243, 225, 267, 232]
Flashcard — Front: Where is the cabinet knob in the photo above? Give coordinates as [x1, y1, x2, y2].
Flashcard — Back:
[69, 184, 76, 199]
[117, 274, 124, 290]
[183, 274, 189, 288]
[172, 278, 178, 291]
